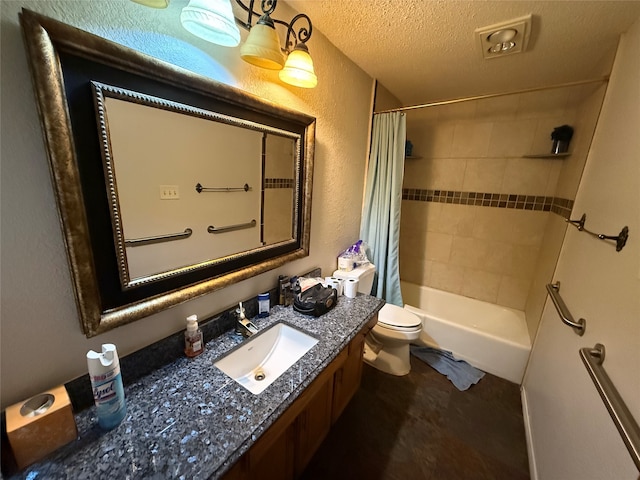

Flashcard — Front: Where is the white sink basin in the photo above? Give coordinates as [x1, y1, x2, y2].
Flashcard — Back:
[214, 322, 319, 394]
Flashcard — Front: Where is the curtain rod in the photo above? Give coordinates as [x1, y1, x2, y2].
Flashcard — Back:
[374, 77, 609, 114]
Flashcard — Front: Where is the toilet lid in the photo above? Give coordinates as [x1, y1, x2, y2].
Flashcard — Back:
[378, 304, 421, 329]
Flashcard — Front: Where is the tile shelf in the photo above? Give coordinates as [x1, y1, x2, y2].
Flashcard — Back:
[522, 152, 571, 158]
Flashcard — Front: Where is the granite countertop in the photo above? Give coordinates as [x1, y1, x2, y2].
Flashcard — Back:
[13, 294, 384, 480]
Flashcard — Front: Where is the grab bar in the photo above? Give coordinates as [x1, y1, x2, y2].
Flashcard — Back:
[546, 282, 586, 335]
[196, 182, 251, 193]
[580, 344, 640, 471]
[125, 228, 192, 247]
[207, 219, 256, 234]
[566, 213, 629, 252]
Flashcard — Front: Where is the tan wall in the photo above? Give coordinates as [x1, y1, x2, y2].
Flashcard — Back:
[0, 1, 374, 408]
[400, 84, 604, 325]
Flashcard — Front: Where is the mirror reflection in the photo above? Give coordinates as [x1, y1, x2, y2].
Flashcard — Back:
[94, 83, 300, 288]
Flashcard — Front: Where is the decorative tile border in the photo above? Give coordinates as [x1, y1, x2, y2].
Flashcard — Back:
[402, 188, 574, 217]
[265, 178, 294, 189]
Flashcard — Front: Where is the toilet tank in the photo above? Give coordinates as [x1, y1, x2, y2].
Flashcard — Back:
[333, 263, 376, 295]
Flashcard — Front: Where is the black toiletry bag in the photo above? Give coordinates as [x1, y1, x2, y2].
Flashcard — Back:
[293, 284, 337, 317]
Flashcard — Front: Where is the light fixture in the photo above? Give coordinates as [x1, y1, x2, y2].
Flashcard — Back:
[487, 29, 517, 53]
[475, 14, 532, 60]
[133, 0, 318, 87]
[279, 42, 317, 88]
[180, 0, 241, 47]
[240, 11, 285, 69]
[186, 0, 318, 87]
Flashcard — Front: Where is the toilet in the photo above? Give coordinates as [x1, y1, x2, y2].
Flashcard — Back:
[333, 264, 422, 376]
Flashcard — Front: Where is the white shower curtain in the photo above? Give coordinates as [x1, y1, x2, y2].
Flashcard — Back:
[359, 111, 406, 306]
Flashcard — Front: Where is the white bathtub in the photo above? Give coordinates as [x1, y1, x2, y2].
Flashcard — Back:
[402, 282, 531, 384]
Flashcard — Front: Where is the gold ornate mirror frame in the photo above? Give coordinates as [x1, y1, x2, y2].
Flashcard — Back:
[19, 9, 315, 337]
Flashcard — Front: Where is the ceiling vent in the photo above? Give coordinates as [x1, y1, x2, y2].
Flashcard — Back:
[475, 14, 532, 60]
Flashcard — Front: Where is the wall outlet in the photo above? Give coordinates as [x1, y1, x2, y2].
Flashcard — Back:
[160, 185, 180, 200]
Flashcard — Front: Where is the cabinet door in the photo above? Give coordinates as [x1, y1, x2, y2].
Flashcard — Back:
[294, 376, 334, 476]
[248, 420, 295, 480]
[331, 333, 365, 424]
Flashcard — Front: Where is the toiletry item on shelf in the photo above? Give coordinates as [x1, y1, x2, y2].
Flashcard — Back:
[86, 344, 127, 430]
[258, 293, 270, 317]
[5, 385, 78, 469]
[184, 314, 204, 358]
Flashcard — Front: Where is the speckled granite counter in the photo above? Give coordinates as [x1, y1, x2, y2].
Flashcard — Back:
[11, 294, 384, 480]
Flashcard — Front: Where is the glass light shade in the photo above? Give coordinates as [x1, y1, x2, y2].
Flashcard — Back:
[130, 0, 169, 8]
[279, 44, 318, 88]
[181, 0, 241, 47]
[240, 23, 285, 70]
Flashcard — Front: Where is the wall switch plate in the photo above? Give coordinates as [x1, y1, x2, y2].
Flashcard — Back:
[160, 185, 180, 200]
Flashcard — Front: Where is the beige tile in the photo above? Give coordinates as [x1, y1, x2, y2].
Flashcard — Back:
[436, 204, 476, 236]
[400, 253, 432, 286]
[497, 275, 531, 310]
[418, 123, 456, 158]
[546, 162, 562, 196]
[487, 119, 537, 157]
[475, 209, 548, 247]
[475, 94, 519, 121]
[517, 88, 570, 119]
[437, 101, 477, 122]
[502, 157, 554, 196]
[403, 157, 433, 189]
[423, 158, 467, 190]
[428, 261, 465, 294]
[507, 245, 541, 279]
[424, 232, 453, 262]
[462, 157, 506, 192]
[449, 236, 483, 269]
[461, 269, 501, 303]
[451, 122, 493, 158]
[399, 227, 428, 260]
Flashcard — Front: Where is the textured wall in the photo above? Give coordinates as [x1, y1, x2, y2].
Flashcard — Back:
[0, 0, 374, 408]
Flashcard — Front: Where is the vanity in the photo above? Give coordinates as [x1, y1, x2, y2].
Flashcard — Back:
[11, 295, 383, 479]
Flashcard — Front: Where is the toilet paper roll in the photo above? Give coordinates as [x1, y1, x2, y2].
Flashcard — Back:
[344, 278, 359, 298]
[324, 277, 343, 295]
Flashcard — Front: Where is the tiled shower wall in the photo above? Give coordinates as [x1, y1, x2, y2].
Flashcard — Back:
[399, 83, 606, 325]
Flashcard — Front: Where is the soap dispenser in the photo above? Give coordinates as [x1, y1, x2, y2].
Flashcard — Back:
[184, 314, 204, 358]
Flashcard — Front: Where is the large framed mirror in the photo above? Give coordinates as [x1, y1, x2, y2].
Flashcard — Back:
[20, 9, 315, 337]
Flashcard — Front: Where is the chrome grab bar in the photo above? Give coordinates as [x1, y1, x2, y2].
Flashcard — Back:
[207, 219, 256, 234]
[195, 182, 251, 193]
[546, 282, 586, 335]
[580, 344, 640, 472]
[125, 228, 192, 247]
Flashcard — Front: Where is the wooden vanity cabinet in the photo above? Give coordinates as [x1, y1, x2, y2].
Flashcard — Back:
[222, 315, 377, 480]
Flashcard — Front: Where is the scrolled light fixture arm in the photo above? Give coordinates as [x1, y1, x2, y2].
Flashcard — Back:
[233, 0, 313, 50]
[284, 13, 313, 52]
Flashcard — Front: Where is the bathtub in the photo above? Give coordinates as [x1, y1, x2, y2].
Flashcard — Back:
[402, 282, 531, 384]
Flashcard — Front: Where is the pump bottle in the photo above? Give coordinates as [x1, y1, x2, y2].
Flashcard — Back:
[184, 314, 204, 357]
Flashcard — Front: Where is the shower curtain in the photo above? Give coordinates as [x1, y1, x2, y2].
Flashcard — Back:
[359, 111, 406, 306]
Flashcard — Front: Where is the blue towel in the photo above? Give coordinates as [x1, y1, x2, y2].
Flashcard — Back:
[410, 346, 485, 391]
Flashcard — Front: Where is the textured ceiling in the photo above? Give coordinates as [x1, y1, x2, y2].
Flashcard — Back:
[284, 0, 640, 107]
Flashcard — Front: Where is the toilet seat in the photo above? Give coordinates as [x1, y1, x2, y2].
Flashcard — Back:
[378, 304, 421, 330]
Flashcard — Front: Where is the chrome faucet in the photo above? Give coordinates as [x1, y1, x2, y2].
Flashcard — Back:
[235, 302, 258, 338]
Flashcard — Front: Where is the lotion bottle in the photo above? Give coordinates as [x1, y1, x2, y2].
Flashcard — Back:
[87, 344, 127, 430]
[184, 314, 204, 358]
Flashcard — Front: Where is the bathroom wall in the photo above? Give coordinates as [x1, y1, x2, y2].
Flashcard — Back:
[399, 84, 605, 322]
[0, 0, 374, 408]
